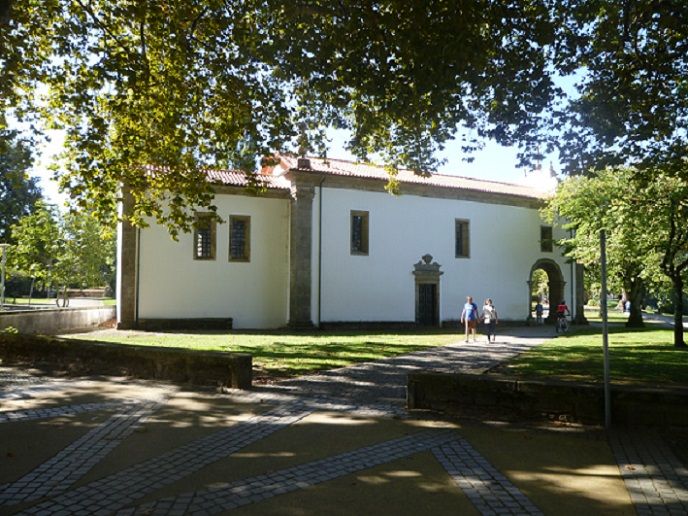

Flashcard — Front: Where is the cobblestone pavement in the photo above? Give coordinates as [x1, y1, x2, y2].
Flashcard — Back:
[1, 327, 687, 514]
[610, 431, 688, 515]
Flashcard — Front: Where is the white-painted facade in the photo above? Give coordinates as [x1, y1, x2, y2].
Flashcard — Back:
[310, 186, 570, 326]
[118, 156, 577, 330]
[136, 194, 290, 328]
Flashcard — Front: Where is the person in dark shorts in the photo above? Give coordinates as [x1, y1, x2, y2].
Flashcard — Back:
[460, 296, 479, 342]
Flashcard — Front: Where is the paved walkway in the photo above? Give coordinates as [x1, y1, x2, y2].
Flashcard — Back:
[1, 327, 687, 515]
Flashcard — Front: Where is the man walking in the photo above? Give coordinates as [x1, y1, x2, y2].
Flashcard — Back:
[460, 296, 479, 342]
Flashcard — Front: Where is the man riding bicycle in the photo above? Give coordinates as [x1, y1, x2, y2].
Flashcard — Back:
[555, 300, 570, 333]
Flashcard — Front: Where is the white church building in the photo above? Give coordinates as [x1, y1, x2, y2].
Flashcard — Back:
[117, 155, 584, 330]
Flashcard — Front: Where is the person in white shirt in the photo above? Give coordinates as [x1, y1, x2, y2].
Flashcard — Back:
[481, 298, 499, 343]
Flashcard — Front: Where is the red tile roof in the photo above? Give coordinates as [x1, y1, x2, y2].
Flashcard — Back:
[278, 155, 548, 199]
[204, 169, 291, 190]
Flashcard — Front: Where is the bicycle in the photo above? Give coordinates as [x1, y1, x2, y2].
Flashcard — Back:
[555, 315, 568, 333]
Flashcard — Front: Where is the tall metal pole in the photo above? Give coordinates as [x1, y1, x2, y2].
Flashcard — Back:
[600, 230, 611, 429]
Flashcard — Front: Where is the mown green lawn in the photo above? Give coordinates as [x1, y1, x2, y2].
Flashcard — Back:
[500, 324, 688, 386]
[4, 298, 56, 305]
[4, 297, 116, 306]
[67, 329, 460, 380]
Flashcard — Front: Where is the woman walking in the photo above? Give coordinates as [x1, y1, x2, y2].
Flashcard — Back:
[481, 298, 499, 342]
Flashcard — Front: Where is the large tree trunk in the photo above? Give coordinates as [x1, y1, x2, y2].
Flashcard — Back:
[625, 279, 645, 328]
[673, 274, 686, 348]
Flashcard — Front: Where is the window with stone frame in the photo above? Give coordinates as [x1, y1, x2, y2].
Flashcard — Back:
[193, 213, 216, 260]
[540, 225, 553, 252]
[350, 210, 369, 255]
[229, 215, 251, 262]
[455, 219, 470, 258]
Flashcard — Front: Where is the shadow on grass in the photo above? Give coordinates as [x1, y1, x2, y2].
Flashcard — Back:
[502, 324, 688, 386]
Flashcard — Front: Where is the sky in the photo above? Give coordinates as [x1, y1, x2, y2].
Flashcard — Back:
[30, 127, 558, 207]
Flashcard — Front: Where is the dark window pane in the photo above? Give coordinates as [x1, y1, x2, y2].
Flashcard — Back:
[455, 220, 469, 257]
[230, 219, 246, 259]
[194, 214, 215, 260]
[350, 211, 368, 255]
[229, 216, 250, 261]
[196, 227, 212, 258]
[541, 226, 553, 252]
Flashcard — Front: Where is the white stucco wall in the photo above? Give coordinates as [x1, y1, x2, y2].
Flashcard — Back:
[311, 187, 571, 324]
[137, 194, 290, 329]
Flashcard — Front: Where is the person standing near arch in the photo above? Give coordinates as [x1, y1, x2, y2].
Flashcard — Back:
[460, 296, 479, 342]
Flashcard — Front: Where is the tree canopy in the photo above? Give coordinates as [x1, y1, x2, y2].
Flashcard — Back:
[9, 203, 116, 301]
[546, 168, 688, 347]
[2, 1, 687, 231]
[553, 1, 688, 175]
[0, 130, 42, 242]
[543, 168, 654, 328]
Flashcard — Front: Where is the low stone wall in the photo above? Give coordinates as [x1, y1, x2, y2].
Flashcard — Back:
[0, 334, 252, 389]
[0, 307, 116, 335]
[407, 372, 688, 427]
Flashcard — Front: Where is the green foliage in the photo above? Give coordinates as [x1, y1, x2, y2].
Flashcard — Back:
[543, 168, 654, 326]
[553, 2, 688, 175]
[0, 130, 42, 242]
[2, 1, 561, 232]
[531, 268, 549, 302]
[3, 2, 687, 234]
[9, 204, 115, 293]
[9, 202, 61, 286]
[546, 167, 688, 343]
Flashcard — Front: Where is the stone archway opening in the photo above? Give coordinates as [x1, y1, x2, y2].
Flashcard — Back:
[528, 259, 565, 324]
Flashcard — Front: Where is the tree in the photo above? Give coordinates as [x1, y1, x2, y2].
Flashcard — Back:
[9, 202, 61, 301]
[9, 203, 115, 304]
[553, 2, 688, 176]
[60, 211, 116, 292]
[0, 130, 42, 242]
[4, 2, 686, 233]
[547, 168, 688, 347]
[638, 172, 688, 348]
[2, 1, 560, 233]
[543, 169, 655, 328]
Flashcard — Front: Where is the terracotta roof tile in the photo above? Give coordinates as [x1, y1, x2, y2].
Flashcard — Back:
[204, 169, 291, 190]
[279, 155, 547, 199]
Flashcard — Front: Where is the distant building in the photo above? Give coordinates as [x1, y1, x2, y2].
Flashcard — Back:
[117, 155, 583, 329]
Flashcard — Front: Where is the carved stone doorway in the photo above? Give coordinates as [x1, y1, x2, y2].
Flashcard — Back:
[414, 254, 443, 326]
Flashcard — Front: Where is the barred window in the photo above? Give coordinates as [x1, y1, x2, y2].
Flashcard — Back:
[193, 213, 216, 260]
[229, 215, 251, 262]
[455, 219, 470, 258]
[350, 210, 369, 255]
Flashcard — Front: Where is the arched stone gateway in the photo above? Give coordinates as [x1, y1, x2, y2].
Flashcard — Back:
[527, 259, 565, 324]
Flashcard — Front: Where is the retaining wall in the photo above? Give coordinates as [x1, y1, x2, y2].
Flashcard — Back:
[0, 307, 116, 335]
[407, 372, 688, 427]
[0, 334, 252, 389]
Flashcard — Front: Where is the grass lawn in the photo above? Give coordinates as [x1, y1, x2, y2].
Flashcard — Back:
[4, 298, 56, 305]
[67, 329, 460, 380]
[499, 322, 688, 386]
[4, 297, 116, 306]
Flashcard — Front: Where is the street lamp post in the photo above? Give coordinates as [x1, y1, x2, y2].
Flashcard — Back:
[600, 230, 611, 429]
[0, 243, 9, 310]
